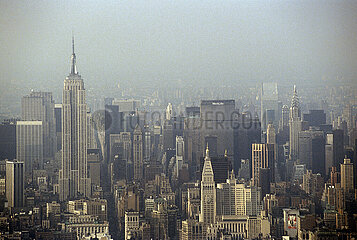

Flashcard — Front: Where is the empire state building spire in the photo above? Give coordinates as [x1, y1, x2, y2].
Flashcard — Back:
[59, 38, 91, 201]
[70, 36, 77, 75]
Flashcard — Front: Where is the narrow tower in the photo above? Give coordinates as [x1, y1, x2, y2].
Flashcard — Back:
[200, 145, 216, 226]
[59, 38, 91, 201]
[289, 85, 302, 161]
[133, 124, 143, 181]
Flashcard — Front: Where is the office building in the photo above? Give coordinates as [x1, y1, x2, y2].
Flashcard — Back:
[233, 113, 261, 173]
[181, 219, 206, 240]
[163, 119, 175, 151]
[0, 122, 16, 160]
[200, 100, 235, 161]
[143, 125, 152, 163]
[199, 152, 231, 184]
[252, 143, 275, 186]
[266, 123, 276, 145]
[176, 136, 184, 178]
[214, 215, 270, 239]
[166, 103, 173, 120]
[333, 130, 345, 169]
[341, 157, 354, 194]
[167, 205, 179, 239]
[326, 130, 344, 171]
[184, 109, 202, 178]
[109, 132, 131, 182]
[216, 172, 262, 217]
[133, 125, 143, 181]
[238, 159, 250, 181]
[151, 199, 169, 240]
[125, 210, 140, 240]
[261, 82, 279, 130]
[86, 111, 97, 149]
[54, 104, 62, 151]
[303, 110, 326, 128]
[59, 38, 91, 201]
[61, 215, 109, 239]
[87, 149, 101, 187]
[16, 120, 43, 174]
[325, 142, 334, 176]
[112, 99, 140, 113]
[298, 128, 325, 174]
[104, 104, 123, 163]
[21, 91, 56, 159]
[280, 105, 289, 131]
[6, 160, 24, 208]
[216, 172, 237, 216]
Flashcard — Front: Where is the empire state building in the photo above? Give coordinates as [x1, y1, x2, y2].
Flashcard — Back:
[59, 38, 91, 201]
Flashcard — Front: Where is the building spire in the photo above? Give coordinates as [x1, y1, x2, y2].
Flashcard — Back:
[72, 35, 75, 55]
[290, 85, 301, 120]
[291, 85, 299, 109]
[205, 143, 209, 158]
[70, 36, 77, 75]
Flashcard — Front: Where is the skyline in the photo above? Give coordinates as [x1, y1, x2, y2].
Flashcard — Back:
[0, 2, 357, 239]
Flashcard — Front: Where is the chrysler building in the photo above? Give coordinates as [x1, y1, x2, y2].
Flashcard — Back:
[289, 85, 302, 161]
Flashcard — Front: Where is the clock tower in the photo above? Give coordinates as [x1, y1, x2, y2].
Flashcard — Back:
[200, 145, 216, 226]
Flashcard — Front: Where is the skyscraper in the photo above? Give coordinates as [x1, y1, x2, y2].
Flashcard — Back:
[6, 160, 24, 208]
[86, 110, 98, 150]
[303, 110, 326, 128]
[59, 38, 91, 201]
[133, 124, 143, 181]
[266, 123, 276, 145]
[216, 172, 262, 217]
[0, 121, 16, 161]
[176, 136, 184, 178]
[21, 91, 56, 159]
[233, 113, 261, 173]
[166, 103, 173, 120]
[298, 128, 325, 174]
[125, 210, 140, 240]
[332, 129, 345, 169]
[261, 82, 279, 130]
[16, 120, 43, 174]
[280, 105, 289, 131]
[341, 157, 354, 194]
[199, 145, 216, 226]
[143, 125, 152, 163]
[54, 104, 62, 151]
[109, 132, 131, 183]
[199, 152, 231, 184]
[252, 143, 275, 186]
[289, 85, 303, 161]
[200, 100, 235, 159]
[184, 108, 202, 178]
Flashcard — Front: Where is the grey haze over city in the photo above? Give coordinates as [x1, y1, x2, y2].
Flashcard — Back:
[1, 0, 357, 93]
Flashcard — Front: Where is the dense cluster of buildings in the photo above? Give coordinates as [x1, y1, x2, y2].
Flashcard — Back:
[0, 41, 356, 240]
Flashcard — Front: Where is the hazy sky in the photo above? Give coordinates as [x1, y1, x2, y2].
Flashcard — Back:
[1, 0, 357, 92]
